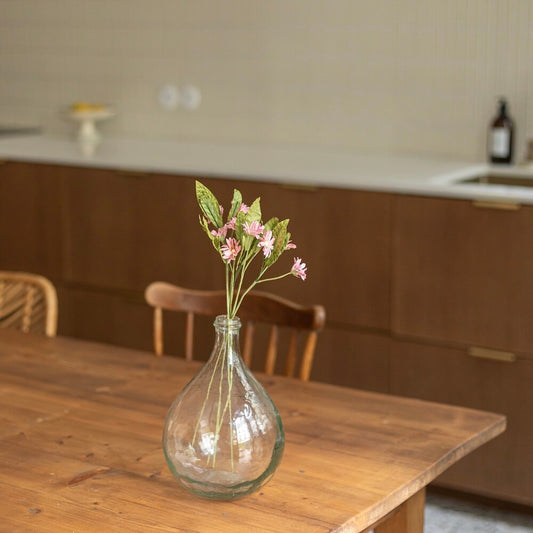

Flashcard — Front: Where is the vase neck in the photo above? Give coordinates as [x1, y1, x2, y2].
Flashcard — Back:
[212, 315, 242, 365]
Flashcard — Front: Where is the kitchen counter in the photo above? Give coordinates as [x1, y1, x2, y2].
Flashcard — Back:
[1, 135, 533, 204]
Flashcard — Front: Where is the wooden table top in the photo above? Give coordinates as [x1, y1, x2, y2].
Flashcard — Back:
[0, 330, 505, 532]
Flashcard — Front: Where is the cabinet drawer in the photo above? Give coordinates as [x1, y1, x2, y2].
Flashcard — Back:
[392, 195, 533, 353]
[390, 337, 533, 505]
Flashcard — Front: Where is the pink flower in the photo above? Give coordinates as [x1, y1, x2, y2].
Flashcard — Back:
[221, 238, 241, 262]
[243, 220, 264, 237]
[291, 257, 307, 280]
[210, 225, 227, 239]
[239, 203, 250, 214]
[225, 217, 237, 231]
[219, 204, 224, 215]
[258, 230, 275, 258]
[285, 240, 296, 250]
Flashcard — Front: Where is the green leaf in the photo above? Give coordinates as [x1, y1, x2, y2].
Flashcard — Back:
[284, 231, 291, 249]
[228, 189, 243, 220]
[199, 215, 221, 252]
[196, 181, 223, 228]
[236, 196, 261, 243]
[264, 219, 289, 267]
[240, 233, 254, 253]
[234, 210, 247, 242]
[246, 197, 262, 223]
[263, 217, 279, 233]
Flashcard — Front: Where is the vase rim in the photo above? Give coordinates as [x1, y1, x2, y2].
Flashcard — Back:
[214, 315, 241, 329]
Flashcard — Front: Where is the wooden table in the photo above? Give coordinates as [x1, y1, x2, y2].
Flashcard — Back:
[0, 330, 505, 532]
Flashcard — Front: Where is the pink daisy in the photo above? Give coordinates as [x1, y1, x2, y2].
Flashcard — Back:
[258, 230, 275, 258]
[220, 238, 241, 262]
[239, 203, 250, 214]
[291, 257, 307, 280]
[210, 225, 228, 239]
[225, 217, 237, 231]
[243, 220, 264, 237]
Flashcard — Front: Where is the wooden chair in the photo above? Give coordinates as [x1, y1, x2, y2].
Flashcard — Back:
[144, 282, 326, 381]
[0, 271, 58, 337]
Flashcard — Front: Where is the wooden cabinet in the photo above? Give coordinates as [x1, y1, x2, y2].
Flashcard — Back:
[392, 195, 533, 354]
[62, 167, 220, 292]
[57, 284, 153, 352]
[311, 327, 390, 393]
[0, 161, 63, 280]
[391, 194, 533, 504]
[390, 338, 533, 506]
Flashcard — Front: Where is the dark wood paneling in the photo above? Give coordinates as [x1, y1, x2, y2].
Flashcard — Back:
[311, 327, 390, 393]
[57, 285, 153, 352]
[0, 162, 63, 279]
[63, 168, 221, 292]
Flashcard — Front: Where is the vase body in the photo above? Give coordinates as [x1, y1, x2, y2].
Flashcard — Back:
[162, 315, 285, 500]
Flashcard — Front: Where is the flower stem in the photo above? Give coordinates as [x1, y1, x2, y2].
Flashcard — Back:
[192, 344, 223, 446]
[255, 271, 293, 284]
[210, 337, 227, 468]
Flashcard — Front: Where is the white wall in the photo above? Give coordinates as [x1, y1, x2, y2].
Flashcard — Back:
[1, 0, 532, 161]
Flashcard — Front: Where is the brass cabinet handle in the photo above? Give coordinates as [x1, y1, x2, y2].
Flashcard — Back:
[472, 200, 520, 211]
[468, 346, 516, 363]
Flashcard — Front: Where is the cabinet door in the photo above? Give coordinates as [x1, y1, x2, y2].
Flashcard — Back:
[0, 162, 63, 279]
[311, 327, 390, 393]
[390, 338, 533, 505]
[63, 168, 220, 292]
[392, 195, 533, 353]
[201, 177, 393, 330]
[57, 284, 153, 352]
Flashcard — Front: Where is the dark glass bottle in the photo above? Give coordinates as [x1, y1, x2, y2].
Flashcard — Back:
[489, 98, 514, 164]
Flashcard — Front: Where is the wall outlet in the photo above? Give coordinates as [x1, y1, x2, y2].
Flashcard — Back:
[158, 84, 179, 110]
[179, 84, 202, 110]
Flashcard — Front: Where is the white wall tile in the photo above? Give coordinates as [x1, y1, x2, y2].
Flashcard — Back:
[0, 0, 532, 161]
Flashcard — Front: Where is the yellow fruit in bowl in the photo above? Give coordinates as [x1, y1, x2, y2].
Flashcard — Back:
[70, 102, 107, 113]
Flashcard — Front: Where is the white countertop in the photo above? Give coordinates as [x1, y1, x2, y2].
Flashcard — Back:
[1, 134, 533, 204]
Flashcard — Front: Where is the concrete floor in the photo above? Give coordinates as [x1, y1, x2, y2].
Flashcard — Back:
[425, 492, 533, 533]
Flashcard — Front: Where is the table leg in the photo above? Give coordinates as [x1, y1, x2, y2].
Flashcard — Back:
[374, 487, 425, 533]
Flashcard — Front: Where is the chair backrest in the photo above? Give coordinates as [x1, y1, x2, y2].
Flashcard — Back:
[0, 271, 58, 337]
[144, 282, 326, 381]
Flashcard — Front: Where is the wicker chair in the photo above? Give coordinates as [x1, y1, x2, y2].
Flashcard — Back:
[145, 282, 326, 381]
[0, 271, 58, 337]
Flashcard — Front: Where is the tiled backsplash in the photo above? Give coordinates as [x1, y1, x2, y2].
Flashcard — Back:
[1, 0, 532, 161]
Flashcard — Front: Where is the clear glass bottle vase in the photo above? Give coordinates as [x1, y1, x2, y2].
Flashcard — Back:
[162, 315, 285, 500]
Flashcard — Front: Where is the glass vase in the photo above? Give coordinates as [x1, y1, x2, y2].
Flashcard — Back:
[162, 315, 285, 500]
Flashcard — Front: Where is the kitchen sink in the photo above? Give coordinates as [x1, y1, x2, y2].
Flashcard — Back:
[455, 173, 533, 188]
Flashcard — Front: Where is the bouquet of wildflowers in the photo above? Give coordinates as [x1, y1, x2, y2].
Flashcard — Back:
[163, 181, 308, 489]
[196, 181, 307, 316]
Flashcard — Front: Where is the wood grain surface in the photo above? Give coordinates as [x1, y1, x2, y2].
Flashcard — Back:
[0, 330, 505, 532]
